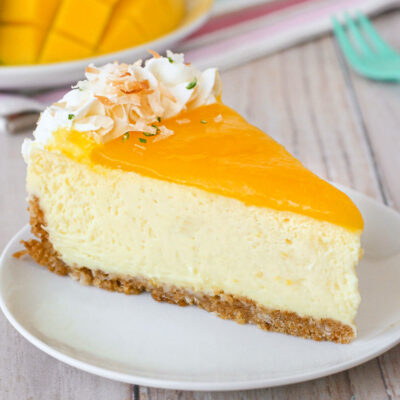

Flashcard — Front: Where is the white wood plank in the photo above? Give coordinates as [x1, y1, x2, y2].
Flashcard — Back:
[342, 10, 400, 210]
[347, 359, 389, 400]
[380, 345, 400, 399]
[140, 372, 352, 400]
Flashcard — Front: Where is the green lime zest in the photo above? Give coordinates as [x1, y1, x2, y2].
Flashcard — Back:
[186, 77, 197, 90]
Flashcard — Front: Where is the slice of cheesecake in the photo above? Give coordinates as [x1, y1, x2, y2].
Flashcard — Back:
[20, 51, 363, 343]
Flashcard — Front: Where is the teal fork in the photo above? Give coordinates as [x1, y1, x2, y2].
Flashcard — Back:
[332, 12, 400, 81]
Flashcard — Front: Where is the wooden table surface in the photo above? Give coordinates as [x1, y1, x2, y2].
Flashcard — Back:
[1, 10, 400, 400]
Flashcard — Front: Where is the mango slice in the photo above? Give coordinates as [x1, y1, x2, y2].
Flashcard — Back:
[0, 0, 60, 27]
[0, 25, 44, 64]
[39, 32, 92, 63]
[164, 0, 185, 31]
[98, 16, 148, 53]
[0, 0, 185, 65]
[0, 0, 60, 64]
[52, 0, 114, 47]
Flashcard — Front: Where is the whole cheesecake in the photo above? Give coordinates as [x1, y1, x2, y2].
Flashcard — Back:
[20, 51, 363, 343]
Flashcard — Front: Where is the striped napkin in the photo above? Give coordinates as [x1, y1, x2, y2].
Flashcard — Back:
[0, 0, 397, 133]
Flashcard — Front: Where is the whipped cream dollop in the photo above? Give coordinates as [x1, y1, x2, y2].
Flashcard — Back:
[23, 51, 222, 159]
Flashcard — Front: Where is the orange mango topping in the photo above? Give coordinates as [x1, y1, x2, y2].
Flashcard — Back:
[87, 103, 363, 230]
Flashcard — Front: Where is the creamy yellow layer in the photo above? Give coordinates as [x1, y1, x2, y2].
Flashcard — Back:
[27, 148, 362, 328]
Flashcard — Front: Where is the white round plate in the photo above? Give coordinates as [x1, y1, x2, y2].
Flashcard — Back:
[1, 186, 400, 391]
[0, 0, 212, 90]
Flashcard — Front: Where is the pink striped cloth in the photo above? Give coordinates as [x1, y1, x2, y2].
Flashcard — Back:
[0, 0, 397, 132]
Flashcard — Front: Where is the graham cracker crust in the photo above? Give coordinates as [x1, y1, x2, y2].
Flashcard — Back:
[17, 197, 355, 344]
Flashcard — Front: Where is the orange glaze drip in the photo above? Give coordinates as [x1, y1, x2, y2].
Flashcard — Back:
[89, 102, 363, 230]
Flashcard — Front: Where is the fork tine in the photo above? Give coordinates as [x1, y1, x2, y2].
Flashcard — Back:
[344, 13, 373, 56]
[332, 16, 362, 67]
[357, 12, 397, 55]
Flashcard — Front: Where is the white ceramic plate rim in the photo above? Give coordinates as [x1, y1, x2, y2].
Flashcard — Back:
[1, 187, 400, 391]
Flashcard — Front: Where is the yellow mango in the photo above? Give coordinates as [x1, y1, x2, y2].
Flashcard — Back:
[0, 0, 60, 28]
[112, 0, 174, 36]
[52, 0, 114, 46]
[98, 16, 148, 53]
[0, 25, 44, 64]
[39, 32, 92, 63]
[0, 0, 186, 65]
[0, 0, 60, 64]
[163, 0, 185, 31]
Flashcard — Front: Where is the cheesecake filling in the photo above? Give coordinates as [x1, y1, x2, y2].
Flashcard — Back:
[27, 148, 361, 330]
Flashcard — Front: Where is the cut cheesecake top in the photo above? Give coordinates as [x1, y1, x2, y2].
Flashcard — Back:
[23, 51, 363, 232]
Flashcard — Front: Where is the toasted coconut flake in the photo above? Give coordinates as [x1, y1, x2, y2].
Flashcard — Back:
[53, 101, 67, 108]
[95, 95, 114, 106]
[120, 80, 150, 94]
[148, 49, 161, 58]
[86, 65, 99, 74]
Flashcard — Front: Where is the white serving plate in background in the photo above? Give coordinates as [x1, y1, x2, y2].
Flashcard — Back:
[0, 0, 212, 90]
